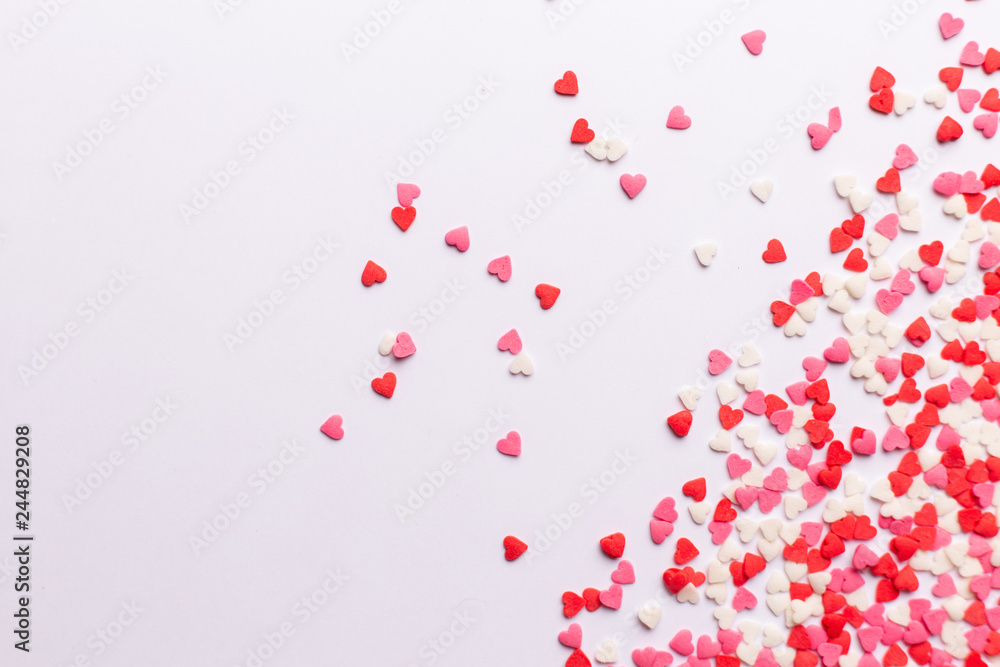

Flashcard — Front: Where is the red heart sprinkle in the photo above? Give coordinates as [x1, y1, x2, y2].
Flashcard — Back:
[554, 70, 579, 95]
[535, 284, 561, 309]
[570, 118, 595, 143]
[361, 260, 387, 287]
[762, 239, 786, 263]
[391, 206, 416, 231]
[503, 536, 527, 561]
[371, 372, 397, 398]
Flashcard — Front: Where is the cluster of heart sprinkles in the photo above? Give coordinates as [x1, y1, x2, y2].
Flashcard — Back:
[541, 12, 1000, 667]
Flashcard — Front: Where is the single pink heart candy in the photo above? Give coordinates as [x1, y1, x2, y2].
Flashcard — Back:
[851, 429, 877, 455]
[893, 144, 918, 170]
[789, 279, 814, 305]
[726, 454, 752, 478]
[611, 559, 635, 584]
[708, 349, 732, 375]
[875, 213, 899, 239]
[392, 332, 416, 358]
[807, 123, 833, 149]
[741, 30, 766, 55]
[939, 12, 964, 39]
[670, 630, 695, 656]
[891, 269, 915, 294]
[652, 496, 679, 522]
[960, 40, 985, 66]
[666, 105, 692, 130]
[958, 89, 982, 113]
[743, 389, 766, 415]
[319, 414, 344, 440]
[876, 289, 904, 314]
[875, 357, 901, 382]
[497, 328, 523, 354]
[444, 226, 470, 252]
[918, 266, 945, 292]
[932, 172, 961, 196]
[558, 622, 582, 649]
[974, 113, 998, 139]
[620, 173, 647, 199]
[732, 587, 757, 611]
[823, 337, 850, 363]
[396, 182, 421, 207]
[496, 431, 521, 456]
[598, 584, 622, 609]
[487, 255, 512, 281]
[650, 520, 674, 544]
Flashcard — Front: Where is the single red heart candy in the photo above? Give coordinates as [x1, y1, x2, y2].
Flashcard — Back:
[566, 649, 592, 667]
[940, 67, 964, 91]
[361, 260, 387, 286]
[877, 168, 901, 193]
[771, 300, 794, 326]
[682, 477, 707, 502]
[554, 70, 579, 95]
[503, 536, 527, 561]
[581, 587, 601, 611]
[870, 66, 896, 91]
[371, 372, 397, 398]
[869, 88, 894, 114]
[985, 48, 1000, 74]
[982, 88, 1000, 112]
[667, 410, 693, 437]
[762, 239, 786, 263]
[937, 116, 963, 142]
[829, 227, 853, 252]
[919, 240, 943, 265]
[600, 532, 626, 558]
[562, 591, 585, 617]
[843, 247, 868, 272]
[570, 118, 595, 143]
[841, 214, 865, 238]
[391, 206, 416, 231]
[535, 283, 561, 309]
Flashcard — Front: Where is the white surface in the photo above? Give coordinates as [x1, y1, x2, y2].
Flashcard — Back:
[1, 0, 998, 665]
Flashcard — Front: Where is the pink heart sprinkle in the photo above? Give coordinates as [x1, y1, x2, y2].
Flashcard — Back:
[650, 520, 674, 544]
[891, 269, 915, 295]
[497, 328, 523, 354]
[496, 431, 521, 456]
[960, 40, 985, 66]
[853, 544, 879, 570]
[599, 584, 622, 609]
[770, 409, 793, 434]
[800, 522, 823, 545]
[757, 489, 781, 513]
[960, 170, 984, 194]
[893, 145, 919, 170]
[807, 123, 833, 150]
[786, 445, 812, 470]
[611, 559, 635, 584]
[396, 182, 421, 207]
[708, 520, 733, 544]
[924, 464, 948, 488]
[976, 241, 1000, 272]
[786, 381, 809, 405]
[734, 486, 758, 511]
[973, 483, 995, 508]
[974, 113, 999, 139]
[883, 426, 910, 452]
[802, 483, 826, 507]
[858, 626, 884, 653]
[444, 226, 470, 252]
[874, 357, 900, 383]
[939, 12, 964, 39]
[741, 29, 766, 55]
[696, 636, 722, 660]
[666, 105, 692, 130]
[823, 337, 850, 363]
[717, 630, 741, 655]
[936, 425, 961, 450]
[558, 622, 582, 649]
[653, 496, 679, 522]
[708, 349, 732, 375]
[949, 377, 973, 403]
[918, 266, 945, 293]
[933, 172, 961, 196]
[487, 255, 512, 281]
[958, 89, 982, 113]
[732, 587, 757, 611]
[932, 573, 957, 597]
[802, 356, 827, 382]
[620, 173, 647, 199]
[319, 414, 344, 440]
[875, 213, 900, 239]
[876, 289, 904, 314]
[763, 468, 788, 492]
[970, 573, 992, 600]
[817, 643, 842, 667]
[726, 454, 752, 478]
[982, 400, 1000, 423]
[828, 107, 842, 133]
[392, 332, 416, 358]
[841, 568, 865, 593]
[851, 429, 877, 455]
[670, 630, 695, 656]
[789, 279, 814, 305]
[743, 389, 767, 415]
[975, 294, 1000, 317]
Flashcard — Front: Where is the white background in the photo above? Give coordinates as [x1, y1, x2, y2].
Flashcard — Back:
[2, 0, 1000, 665]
